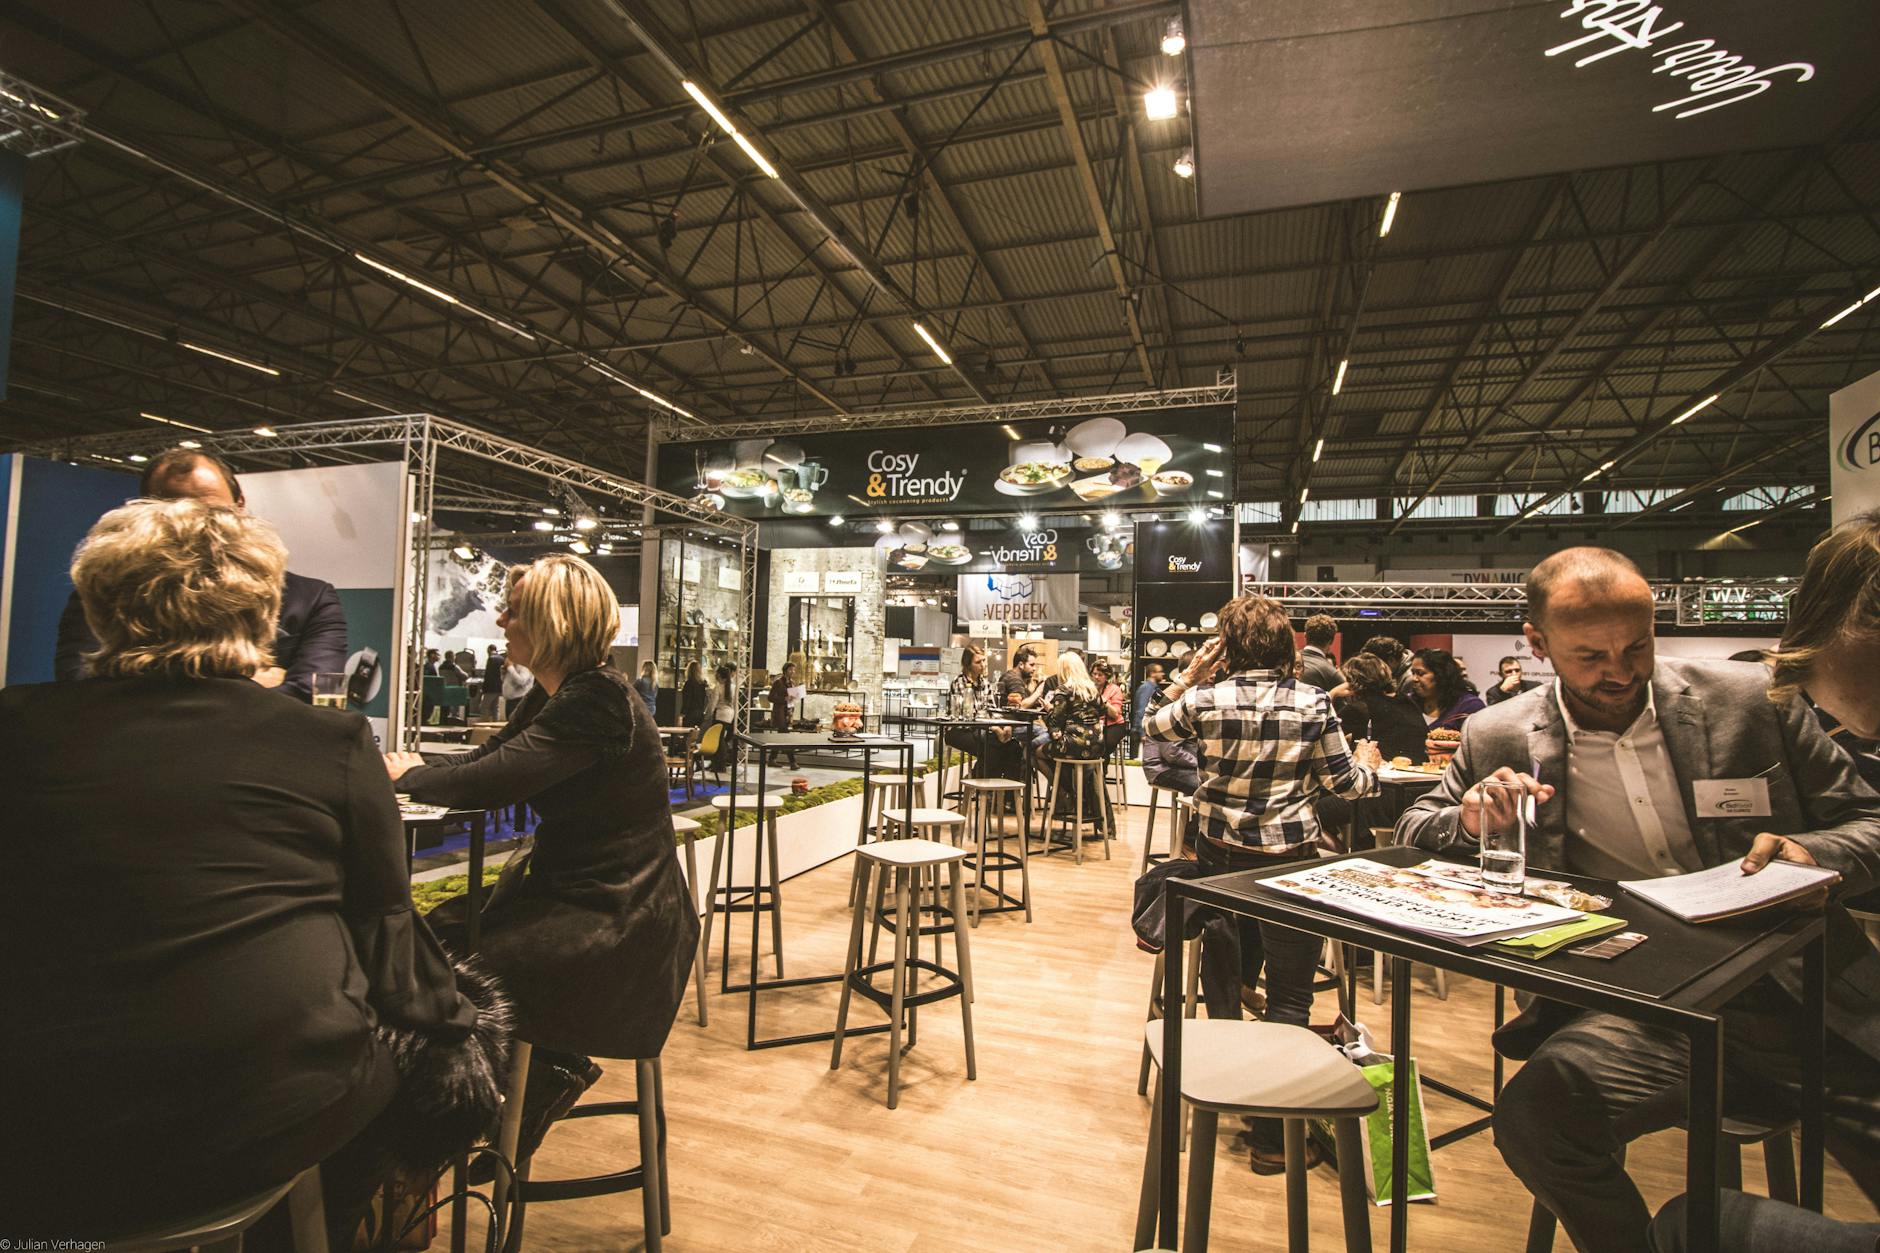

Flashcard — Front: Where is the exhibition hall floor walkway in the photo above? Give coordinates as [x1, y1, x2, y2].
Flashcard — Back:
[437, 801, 1880, 1252]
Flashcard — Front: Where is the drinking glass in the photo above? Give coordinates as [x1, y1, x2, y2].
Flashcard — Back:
[312, 672, 349, 710]
[1478, 779, 1528, 895]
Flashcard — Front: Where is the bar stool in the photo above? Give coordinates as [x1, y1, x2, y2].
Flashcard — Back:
[831, 837, 977, 1109]
[672, 813, 711, 1027]
[1138, 785, 1192, 874]
[1137, 935, 1202, 1098]
[702, 792, 789, 981]
[1134, 1019, 1376, 1253]
[852, 772, 921, 880]
[492, 1041, 668, 1253]
[1105, 731, 1132, 810]
[1522, 1116, 1797, 1253]
[104, 1166, 328, 1252]
[1040, 755, 1113, 864]
[961, 778, 1029, 925]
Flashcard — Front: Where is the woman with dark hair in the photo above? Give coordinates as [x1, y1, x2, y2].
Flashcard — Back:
[679, 660, 708, 728]
[1766, 507, 1880, 788]
[1144, 593, 1380, 1172]
[1339, 652, 1428, 763]
[709, 662, 740, 769]
[1408, 647, 1484, 732]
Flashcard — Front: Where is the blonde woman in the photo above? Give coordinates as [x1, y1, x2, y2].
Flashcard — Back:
[3, 499, 500, 1241]
[387, 554, 698, 1167]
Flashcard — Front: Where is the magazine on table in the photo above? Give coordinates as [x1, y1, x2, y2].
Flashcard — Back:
[1262, 857, 1584, 945]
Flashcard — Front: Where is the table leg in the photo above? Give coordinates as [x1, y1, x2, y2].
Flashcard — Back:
[1158, 879, 1185, 1249]
[746, 750, 768, 1051]
[1390, 956, 1410, 1253]
[466, 811, 485, 953]
[1686, 1015, 1724, 1253]
[1801, 932, 1826, 1211]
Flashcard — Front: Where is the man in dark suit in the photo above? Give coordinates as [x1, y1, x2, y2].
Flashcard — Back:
[1482, 654, 1543, 705]
[1397, 547, 1880, 1253]
[1296, 613, 1342, 692]
[53, 449, 348, 702]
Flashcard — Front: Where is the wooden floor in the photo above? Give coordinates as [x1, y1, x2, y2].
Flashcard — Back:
[444, 798, 1880, 1252]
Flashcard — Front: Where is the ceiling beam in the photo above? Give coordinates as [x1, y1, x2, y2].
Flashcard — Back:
[1025, 0, 1155, 387]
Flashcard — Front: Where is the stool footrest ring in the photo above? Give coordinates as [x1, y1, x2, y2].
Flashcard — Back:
[846, 957, 965, 1012]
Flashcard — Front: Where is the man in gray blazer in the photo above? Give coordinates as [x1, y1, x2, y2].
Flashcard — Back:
[1397, 547, 1880, 1253]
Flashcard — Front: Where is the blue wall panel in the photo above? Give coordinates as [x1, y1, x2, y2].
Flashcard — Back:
[5, 458, 134, 686]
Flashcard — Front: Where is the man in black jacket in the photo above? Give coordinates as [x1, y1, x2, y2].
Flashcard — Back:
[53, 450, 348, 702]
[1482, 654, 1542, 705]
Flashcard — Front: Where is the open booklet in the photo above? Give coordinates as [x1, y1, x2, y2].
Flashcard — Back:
[1263, 858, 1583, 945]
[1619, 859, 1840, 923]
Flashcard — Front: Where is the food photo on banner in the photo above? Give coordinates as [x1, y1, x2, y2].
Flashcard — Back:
[654, 406, 1233, 519]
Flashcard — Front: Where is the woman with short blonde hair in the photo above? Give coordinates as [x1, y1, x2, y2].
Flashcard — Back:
[389, 551, 698, 1166]
[73, 496, 285, 679]
[7, 497, 500, 1239]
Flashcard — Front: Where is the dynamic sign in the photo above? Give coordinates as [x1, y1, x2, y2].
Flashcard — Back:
[655, 406, 1233, 519]
[1188, 0, 1874, 216]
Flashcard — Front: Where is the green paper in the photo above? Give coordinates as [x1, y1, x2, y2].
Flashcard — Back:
[1490, 912, 1627, 959]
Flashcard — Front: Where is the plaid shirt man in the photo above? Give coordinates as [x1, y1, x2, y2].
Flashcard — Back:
[1145, 668, 1376, 852]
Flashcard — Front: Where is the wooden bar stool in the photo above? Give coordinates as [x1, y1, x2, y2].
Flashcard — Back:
[831, 838, 977, 1109]
[1138, 785, 1192, 874]
[1137, 935, 1203, 1098]
[493, 1041, 668, 1253]
[961, 778, 1029, 925]
[671, 813, 711, 1027]
[1135, 1020, 1376, 1253]
[851, 772, 920, 906]
[1040, 755, 1113, 864]
[702, 792, 789, 981]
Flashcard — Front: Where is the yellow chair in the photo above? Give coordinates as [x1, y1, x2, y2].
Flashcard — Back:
[695, 722, 726, 785]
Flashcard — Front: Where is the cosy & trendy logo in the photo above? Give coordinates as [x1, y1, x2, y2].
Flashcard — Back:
[1166, 555, 1203, 573]
[864, 450, 966, 504]
[986, 529, 1059, 565]
[1838, 409, 1880, 473]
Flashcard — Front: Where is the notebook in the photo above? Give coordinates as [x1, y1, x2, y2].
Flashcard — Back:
[1618, 860, 1839, 923]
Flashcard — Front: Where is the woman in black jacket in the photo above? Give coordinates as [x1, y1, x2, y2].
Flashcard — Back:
[2, 499, 503, 1243]
[387, 554, 699, 1162]
[1337, 651, 1428, 763]
[680, 659, 708, 728]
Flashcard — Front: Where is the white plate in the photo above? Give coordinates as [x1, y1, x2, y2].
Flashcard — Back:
[1065, 417, 1127, 458]
[1170, 641, 1192, 659]
[1116, 432, 1174, 474]
[1144, 638, 1168, 657]
[1146, 615, 1171, 632]
[1199, 612, 1219, 629]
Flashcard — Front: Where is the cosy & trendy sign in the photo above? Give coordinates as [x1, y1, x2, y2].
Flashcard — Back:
[655, 405, 1232, 519]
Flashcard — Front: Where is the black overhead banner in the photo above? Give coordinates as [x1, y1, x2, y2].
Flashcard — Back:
[958, 523, 1133, 575]
[1190, 0, 1875, 216]
[655, 405, 1233, 519]
[1135, 518, 1234, 585]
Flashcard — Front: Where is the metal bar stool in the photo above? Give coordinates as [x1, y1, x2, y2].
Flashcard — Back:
[702, 792, 789, 984]
[493, 1042, 668, 1253]
[1135, 1020, 1376, 1253]
[104, 1167, 328, 1253]
[1040, 755, 1113, 864]
[672, 812, 710, 1027]
[831, 837, 977, 1109]
[961, 778, 1029, 925]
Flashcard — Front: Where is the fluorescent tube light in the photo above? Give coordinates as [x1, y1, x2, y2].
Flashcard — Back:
[180, 341, 280, 376]
[138, 411, 211, 433]
[1331, 359, 1348, 395]
[911, 321, 953, 365]
[1670, 393, 1719, 425]
[353, 252, 459, 304]
[682, 80, 779, 178]
[1312, 437, 1324, 462]
[1379, 191, 1401, 238]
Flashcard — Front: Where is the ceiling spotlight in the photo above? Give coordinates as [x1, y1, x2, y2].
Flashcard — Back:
[568, 538, 592, 555]
[1144, 85, 1178, 121]
[451, 542, 476, 561]
[1017, 514, 1039, 531]
[1160, 17, 1186, 56]
[128, 453, 148, 463]
[252, 425, 278, 437]
[877, 519, 894, 533]
[178, 439, 202, 449]
[941, 521, 960, 531]
[410, 511, 427, 523]
[1187, 507, 1207, 524]
[1172, 150, 1195, 179]
[532, 519, 554, 531]
[1102, 511, 1122, 529]
[596, 543, 614, 555]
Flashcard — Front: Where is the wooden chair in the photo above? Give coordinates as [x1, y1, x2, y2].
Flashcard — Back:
[664, 727, 699, 799]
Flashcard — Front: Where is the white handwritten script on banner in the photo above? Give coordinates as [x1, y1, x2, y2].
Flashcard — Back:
[1544, 1, 1815, 120]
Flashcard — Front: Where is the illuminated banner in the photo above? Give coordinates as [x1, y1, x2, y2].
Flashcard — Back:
[955, 573, 1081, 625]
[1189, 1, 1875, 216]
[655, 406, 1232, 519]
[1830, 368, 1880, 527]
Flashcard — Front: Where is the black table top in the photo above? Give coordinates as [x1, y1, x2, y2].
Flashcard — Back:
[1178, 844, 1823, 1022]
[735, 730, 914, 749]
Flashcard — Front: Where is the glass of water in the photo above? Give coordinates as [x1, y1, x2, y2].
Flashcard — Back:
[312, 672, 349, 710]
[1478, 779, 1528, 895]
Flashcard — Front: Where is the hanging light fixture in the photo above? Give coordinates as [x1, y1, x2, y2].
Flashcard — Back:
[1172, 150, 1195, 179]
[1144, 85, 1178, 121]
[1160, 17, 1186, 56]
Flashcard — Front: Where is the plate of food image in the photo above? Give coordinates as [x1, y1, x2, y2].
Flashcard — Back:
[1065, 417, 1127, 459]
[718, 466, 774, 498]
[1150, 469, 1195, 493]
[1070, 475, 1124, 501]
[1073, 455, 1115, 473]
[1116, 432, 1173, 476]
[924, 543, 973, 566]
[996, 461, 1073, 495]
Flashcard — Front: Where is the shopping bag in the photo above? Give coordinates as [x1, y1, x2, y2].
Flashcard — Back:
[1358, 1059, 1436, 1206]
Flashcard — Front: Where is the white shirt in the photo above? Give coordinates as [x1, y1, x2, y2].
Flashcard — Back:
[501, 664, 534, 700]
[1556, 679, 1705, 880]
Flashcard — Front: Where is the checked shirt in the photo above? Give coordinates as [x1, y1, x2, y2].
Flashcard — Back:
[1144, 668, 1376, 853]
